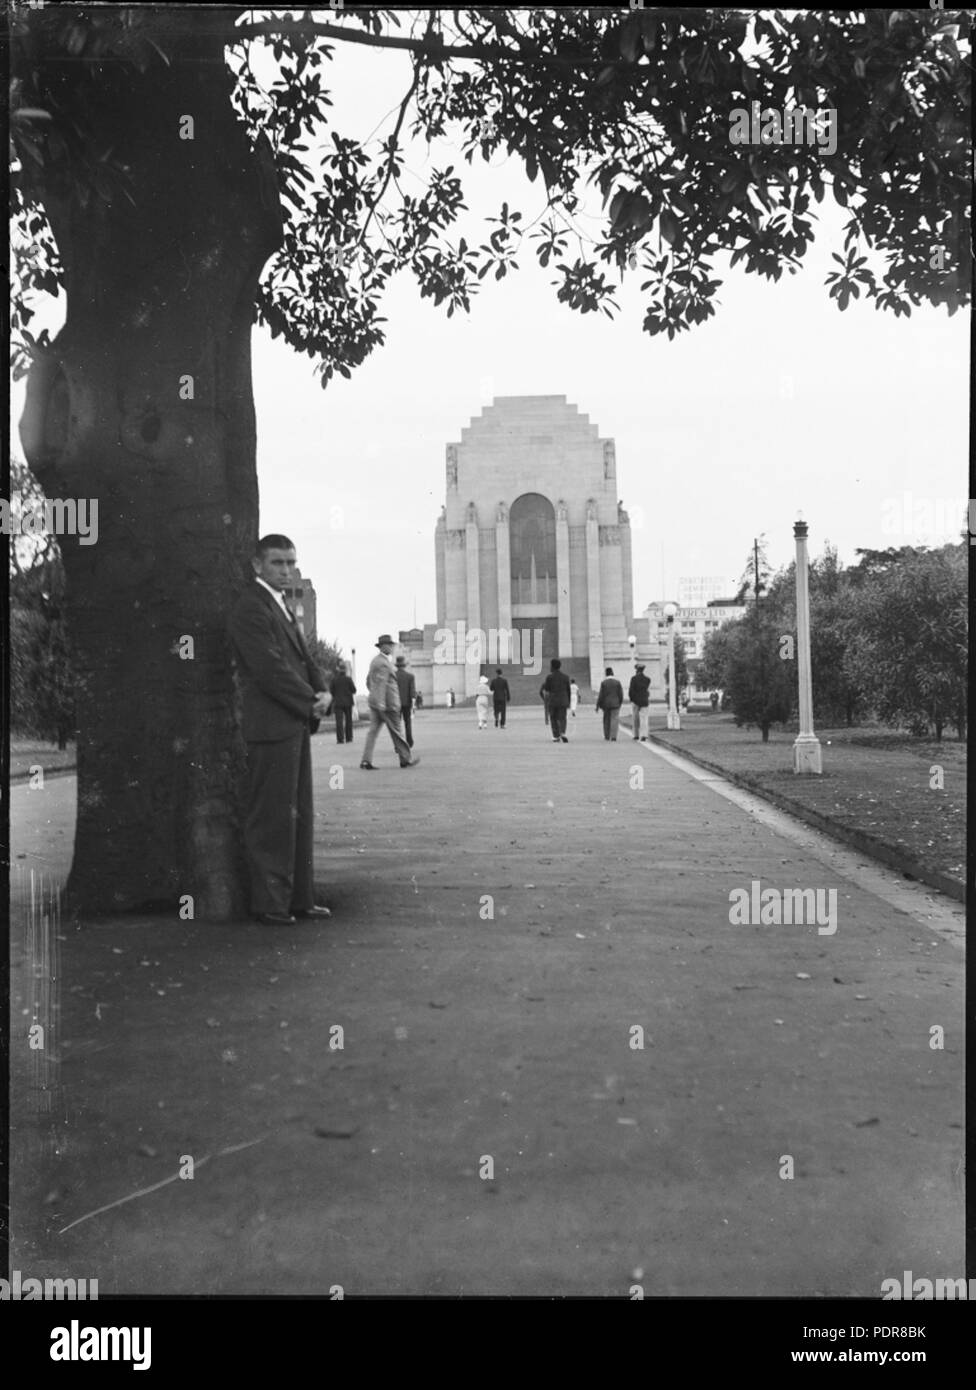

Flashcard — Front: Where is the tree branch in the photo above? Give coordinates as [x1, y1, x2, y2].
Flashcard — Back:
[358, 56, 422, 250]
[230, 16, 606, 69]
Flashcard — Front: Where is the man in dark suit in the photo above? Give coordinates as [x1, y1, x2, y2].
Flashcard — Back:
[540, 658, 572, 742]
[489, 667, 511, 728]
[628, 662, 651, 742]
[394, 655, 417, 747]
[596, 666, 624, 741]
[229, 534, 333, 927]
[330, 660, 357, 744]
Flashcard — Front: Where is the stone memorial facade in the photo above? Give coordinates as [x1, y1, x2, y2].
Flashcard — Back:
[402, 397, 663, 703]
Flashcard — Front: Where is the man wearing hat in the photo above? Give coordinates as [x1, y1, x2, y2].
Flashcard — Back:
[361, 635, 420, 769]
[394, 654, 417, 748]
[628, 662, 651, 742]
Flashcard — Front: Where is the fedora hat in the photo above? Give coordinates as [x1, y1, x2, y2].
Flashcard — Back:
[375, 634, 394, 647]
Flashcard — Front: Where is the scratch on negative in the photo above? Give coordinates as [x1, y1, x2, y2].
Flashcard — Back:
[57, 1136, 270, 1235]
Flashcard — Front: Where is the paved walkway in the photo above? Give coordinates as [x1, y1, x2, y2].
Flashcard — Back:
[10, 708, 964, 1295]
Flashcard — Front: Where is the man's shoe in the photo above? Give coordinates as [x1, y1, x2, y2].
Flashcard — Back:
[293, 905, 332, 919]
[360, 761, 375, 770]
[255, 911, 296, 926]
[400, 756, 421, 768]
[561, 736, 569, 743]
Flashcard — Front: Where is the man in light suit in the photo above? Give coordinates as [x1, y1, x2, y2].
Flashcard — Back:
[229, 534, 333, 927]
[361, 635, 420, 770]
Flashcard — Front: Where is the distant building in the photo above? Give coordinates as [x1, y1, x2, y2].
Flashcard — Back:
[677, 576, 735, 608]
[644, 592, 747, 696]
[282, 567, 317, 641]
[401, 396, 665, 703]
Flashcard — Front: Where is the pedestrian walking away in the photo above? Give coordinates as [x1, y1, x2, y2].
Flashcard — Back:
[395, 654, 417, 748]
[569, 679, 580, 717]
[596, 666, 624, 741]
[361, 635, 420, 769]
[540, 658, 572, 742]
[475, 674, 491, 728]
[228, 533, 333, 926]
[489, 667, 511, 728]
[330, 659, 357, 744]
[628, 663, 651, 742]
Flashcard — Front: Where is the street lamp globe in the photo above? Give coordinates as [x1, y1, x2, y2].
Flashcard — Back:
[663, 602, 677, 621]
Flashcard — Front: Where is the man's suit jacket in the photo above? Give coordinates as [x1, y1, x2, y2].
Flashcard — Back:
[330, 672, 357, 707]
[597, 678, 624, 710]
[628, 673, 651, 707]
[367, 651, 401, 714]
[395, 668, 416, 710]
[540, 670, 572, 710]
[229, 582, 326, 742]
[489, 676, 511, 703]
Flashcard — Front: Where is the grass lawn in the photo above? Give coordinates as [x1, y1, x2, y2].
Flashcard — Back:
[643, 713, 965, 894]
[10, 739, 77, 781]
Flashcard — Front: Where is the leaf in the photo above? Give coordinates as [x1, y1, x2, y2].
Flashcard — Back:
[659, 209, 680, 246]
[619, 18, 640, 64]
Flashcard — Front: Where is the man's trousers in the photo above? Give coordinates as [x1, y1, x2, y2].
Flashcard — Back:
[631, 704, 649, 739]
[493, 700, 507, 728]
[602, 707, 620, 740]
[363, 707, 413, 765]
[334, 706, 353, 743]
[550, 707, 568, 739]
[402, 705, 414, 747]
[244, 728, 315, 916]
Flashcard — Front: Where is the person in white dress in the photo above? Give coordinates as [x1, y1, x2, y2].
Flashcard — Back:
[569, 679, 580, 717]
[475, 675, 491, 729]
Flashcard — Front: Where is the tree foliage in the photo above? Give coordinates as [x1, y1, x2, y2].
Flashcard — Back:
[842, 543, 967, 741]
[10, 6, 971, 381]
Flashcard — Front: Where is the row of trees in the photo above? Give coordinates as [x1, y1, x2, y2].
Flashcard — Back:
[698, 538, 968, 742]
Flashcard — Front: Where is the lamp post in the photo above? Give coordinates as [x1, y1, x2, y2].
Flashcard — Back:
[792, 514, 822, 773]
[663, 602, 680, 730]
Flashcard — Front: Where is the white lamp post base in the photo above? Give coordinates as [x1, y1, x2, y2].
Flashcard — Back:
[793, 733, 823, 774]
[667, 709, 681, 730]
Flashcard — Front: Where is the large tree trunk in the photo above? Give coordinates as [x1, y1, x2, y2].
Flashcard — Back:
[19, 12, 283, 919]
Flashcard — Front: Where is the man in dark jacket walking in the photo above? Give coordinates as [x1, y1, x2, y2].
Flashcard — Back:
[628, 663, 651, 742]
[540, 659, 572, 742]
[489, 667, 511, 728]
[596, 666, 625, 741]
[395, 655, 417, 747]
[329, 660, 357, 744]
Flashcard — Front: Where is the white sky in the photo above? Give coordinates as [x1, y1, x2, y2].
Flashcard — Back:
[12, 16, 969, 671]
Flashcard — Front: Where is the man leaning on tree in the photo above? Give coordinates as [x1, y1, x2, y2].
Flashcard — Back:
[229, 534, 333, 927]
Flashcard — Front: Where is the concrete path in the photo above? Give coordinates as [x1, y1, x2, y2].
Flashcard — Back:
[9, 707, 964, 1295]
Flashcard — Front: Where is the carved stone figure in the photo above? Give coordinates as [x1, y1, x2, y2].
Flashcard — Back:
[556, 498, 568, 522]
[466, 501, 478, 525]
[586, 497, 598, 522]
[603, 441, 615, 479]
[496, 500, 509, 523]
[446, 445, 458, 488]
